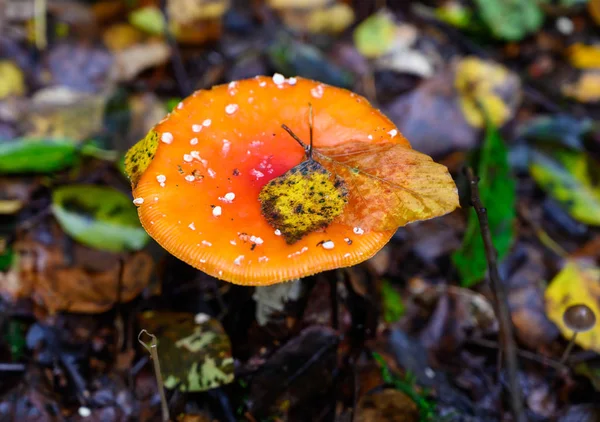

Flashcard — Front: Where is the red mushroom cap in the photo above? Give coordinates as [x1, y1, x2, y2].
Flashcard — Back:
[125, 75, 452, 285]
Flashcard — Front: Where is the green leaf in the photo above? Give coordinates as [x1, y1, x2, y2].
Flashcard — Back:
[353, 9, 397, 58]
[139, 311, 234, 392]
[381, 280, 405, 323]
[51, 185, 149, 252]
[129, 6, 165, 35]
[529, 147, 600, 226]
[453, 124, 516, 287]
[0, 138, 78, 174]
[5, 320, 26, 361]
[473, 0, 545, 41]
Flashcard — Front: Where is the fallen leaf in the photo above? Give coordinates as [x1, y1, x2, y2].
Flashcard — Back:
[1, 221, 154, 313]
[529, 147, 600, 226]
[259, 139, 458, 243]
[138, 311, 234, 392]
[307, 3, 355, 34]
[356, 389, 419, 422]
[0, 138, 78, 174]
[109, 40, 171, 82]
[375, 49, 434, 78]
[51, 184, 150, 253]
[353, 9, 399, 59]
[563, 71, 600, 103]
[27, 86, 108, 142]
[312, 141, 460, 233]
[454, 56, 521, 128]
[129, 6, 166, 35]
[453, 123, 516, 287]
[473, 0, 545, 41]
[545, 260, 600, 353]
[590, 0, 600, 25]
[568, 43, 600, 69]
[516, 114, 592, 151]
[102, 23, 144, 51]
[0, 60, 25, 99]
[384, 70, 479, 157]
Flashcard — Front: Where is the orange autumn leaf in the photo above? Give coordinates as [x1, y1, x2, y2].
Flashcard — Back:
[313, 140, 460, 231]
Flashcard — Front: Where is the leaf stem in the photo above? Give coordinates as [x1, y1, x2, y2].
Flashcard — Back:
[465, 166, 525, 422]
[138, 330, 170, 422]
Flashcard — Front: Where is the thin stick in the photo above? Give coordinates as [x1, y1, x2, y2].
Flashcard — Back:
[465, 167, 525, 422]
[138, 330, 170, 422]
[281, 124, 308, 152]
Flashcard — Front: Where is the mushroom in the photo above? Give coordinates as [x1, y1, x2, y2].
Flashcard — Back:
[125, 75, 454, 286]
[560, 303, 596, 364]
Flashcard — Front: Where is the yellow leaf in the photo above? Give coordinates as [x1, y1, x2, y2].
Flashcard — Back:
[307, 3, 355, 34]
[353, 9, 398, 59]
[454, 57, 519, 128]
[568, 43, 600, 69]
[0, 61, 25, 100]
[313, 141, 460, 232]
[103, 23, 144, 51]
[563, 71, 600, 103]
[545, 260, 600, 353]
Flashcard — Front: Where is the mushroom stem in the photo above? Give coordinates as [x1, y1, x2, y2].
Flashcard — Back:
[560, 332, 577, 365]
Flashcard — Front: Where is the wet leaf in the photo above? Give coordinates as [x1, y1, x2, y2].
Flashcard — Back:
[529, 147, 600, 226]
[138, 311, 234, 392]
[474, 0, 545, 41]
[353, 9, 398, 59]
[51, 185, 150, 252]
[454, 57, 521, 128]
[0, 138, 78, 174]
[0, 60, 25, 99]
[310, 141, 460, 233]
[545, 260, 600, 353]
[381, 280, 405, 323]
[453, 124, 516, 287]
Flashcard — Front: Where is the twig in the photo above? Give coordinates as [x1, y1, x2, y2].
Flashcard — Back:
[468, 338, 567, 372]
[465, 167, 525, 422]
[138, 330, 170, 422]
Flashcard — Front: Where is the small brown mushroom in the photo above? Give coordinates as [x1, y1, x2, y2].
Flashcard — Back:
[560, 303, 596, 364]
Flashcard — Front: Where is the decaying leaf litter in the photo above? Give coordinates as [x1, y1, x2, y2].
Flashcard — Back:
[2, 0, 600, 420]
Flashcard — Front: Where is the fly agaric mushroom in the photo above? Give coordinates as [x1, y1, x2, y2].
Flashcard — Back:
[125, 75, 458, 285]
